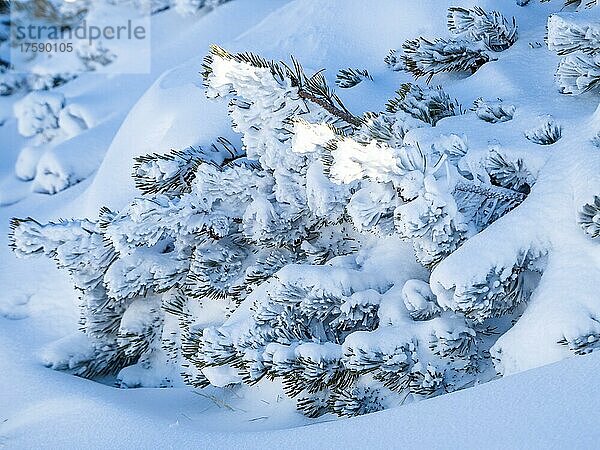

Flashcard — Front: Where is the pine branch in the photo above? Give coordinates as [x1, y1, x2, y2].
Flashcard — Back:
[335, 68, 373, 89]
[525, 116, 562, 145]
[454, 180, 527, 203]
[579, 195, 600, 238]
[402, 37, 490, 83]
[203, 45, 362, 127]
[547, 14, 600, 56]
[132, 137, 241, 197]
[283, 57, 362, 127]
[386, 83, 462, 126]
[296, 88, 362, 127]
[447, 6, 518, 52]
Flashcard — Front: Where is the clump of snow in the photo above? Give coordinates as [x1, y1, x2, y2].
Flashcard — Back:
[14, 91, 66, 142]
[15, 147, 45, 182]
[41, 332, 96, 372]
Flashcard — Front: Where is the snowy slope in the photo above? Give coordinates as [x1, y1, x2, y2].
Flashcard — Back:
[1, 0, 600, 448]
[1, 0, 280, 207]
[2, 309, 600, 449]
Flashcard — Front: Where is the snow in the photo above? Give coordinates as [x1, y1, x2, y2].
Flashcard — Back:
[3, 311, 600, 449]
[1, 0, 600, 447]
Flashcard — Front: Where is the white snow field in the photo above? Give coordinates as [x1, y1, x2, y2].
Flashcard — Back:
[1, 0, 600, 448]
[2, 310, 600, 449]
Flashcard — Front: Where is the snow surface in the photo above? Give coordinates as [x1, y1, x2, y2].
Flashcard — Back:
[3, 306, 600, 448]
[1, 0, 600, 447]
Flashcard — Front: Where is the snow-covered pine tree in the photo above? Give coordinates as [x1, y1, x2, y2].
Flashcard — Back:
[10, 42, 534, 417]
[9, 45, 362, 387]
[186, 46, 533, 417]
